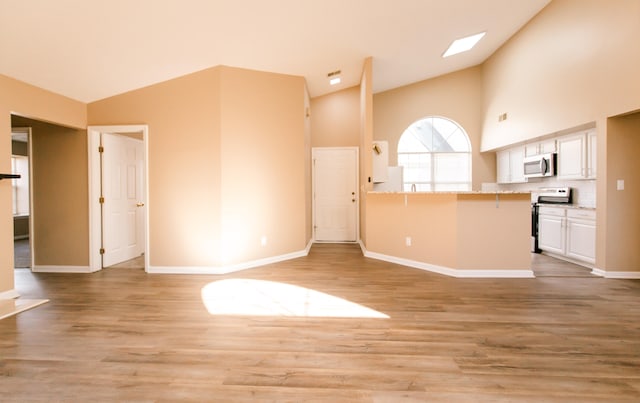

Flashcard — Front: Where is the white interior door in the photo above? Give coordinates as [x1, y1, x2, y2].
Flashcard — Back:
[102, 133, 145, 267]
[313, 147, 358, 242]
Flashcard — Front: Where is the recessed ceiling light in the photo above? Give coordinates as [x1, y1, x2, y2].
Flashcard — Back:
[327, 69, 341, 85]
[442, 32, 486, 58]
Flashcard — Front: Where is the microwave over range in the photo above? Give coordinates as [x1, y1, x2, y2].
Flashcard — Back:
[523, 153, 556, 178]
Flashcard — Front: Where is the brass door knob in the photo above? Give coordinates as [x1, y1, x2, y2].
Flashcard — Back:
[136, 202, 145, 207]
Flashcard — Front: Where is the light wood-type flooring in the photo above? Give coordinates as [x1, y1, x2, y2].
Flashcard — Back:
[2, 243, 639, 402]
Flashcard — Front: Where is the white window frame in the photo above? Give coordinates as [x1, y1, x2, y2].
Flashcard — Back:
[397, 116, 471, 191]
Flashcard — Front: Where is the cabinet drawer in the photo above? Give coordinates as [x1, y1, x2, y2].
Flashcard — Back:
[538, 206, 566, 217]
[567, 209, 596, 220]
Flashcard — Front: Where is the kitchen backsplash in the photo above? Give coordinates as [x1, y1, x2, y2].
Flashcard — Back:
[483, 178, 596, 208]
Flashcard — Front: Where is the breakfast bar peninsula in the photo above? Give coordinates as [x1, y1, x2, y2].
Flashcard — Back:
[364, 191, 533, 278]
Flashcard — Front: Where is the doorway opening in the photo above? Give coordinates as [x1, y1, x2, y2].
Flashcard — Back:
[10, 115, 89, 273]
[11, 127, 32, 269]
[88, 125, 149, 272]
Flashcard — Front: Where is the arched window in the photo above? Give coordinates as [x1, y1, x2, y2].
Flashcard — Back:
[397, 116, 471, 191]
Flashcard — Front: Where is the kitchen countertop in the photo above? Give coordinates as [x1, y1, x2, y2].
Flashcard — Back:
[368, 191, 531, 195]
[538, 204, 596, 210]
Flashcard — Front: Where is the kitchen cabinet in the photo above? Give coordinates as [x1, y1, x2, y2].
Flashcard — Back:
[538, 206, 566, 255]
[557, 130, 596, 180]
[496, 146, 525, 184]
[566, 209, 596, 264]
[538, 206, 596, 266]
[525, 139, 556, 157]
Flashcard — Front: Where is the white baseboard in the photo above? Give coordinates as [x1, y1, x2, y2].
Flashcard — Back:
[363, 249, 535, 278]
[147, 241, 313, 275]
[0, 289, 20, 299]
[32, 265, 97, 273]
[591, 268, 640, 279]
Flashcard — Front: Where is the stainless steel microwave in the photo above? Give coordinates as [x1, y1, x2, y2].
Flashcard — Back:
[523, 153, 556, 178]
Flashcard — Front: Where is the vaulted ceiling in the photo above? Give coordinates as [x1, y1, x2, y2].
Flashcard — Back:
[0, 0, 550, 103]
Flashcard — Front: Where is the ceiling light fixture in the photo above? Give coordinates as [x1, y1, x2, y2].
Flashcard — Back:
[442, 32, 486, 58]
[328, 69, 341, 85]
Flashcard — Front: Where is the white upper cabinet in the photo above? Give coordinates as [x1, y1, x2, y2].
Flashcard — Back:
[510, 146, 525, 183]
[496, 149, 511, 184]
[497, 146, 526, 184]
[557, 130, 596, 180]
[525, 139, 556, 157]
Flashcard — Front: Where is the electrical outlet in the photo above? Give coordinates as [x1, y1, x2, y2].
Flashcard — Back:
[261, 236, 268, 246]
[617, 179, 625, 190]
[405, 236, 412, 246]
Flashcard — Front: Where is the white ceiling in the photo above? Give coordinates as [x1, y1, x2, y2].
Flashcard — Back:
[0, 0, 550, 103]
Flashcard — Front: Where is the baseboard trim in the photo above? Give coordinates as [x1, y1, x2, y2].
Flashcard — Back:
[0, 289, 20, 299]
[363, 250, 535, 278]
[32, 265, 97, 273]
[147, 242, 313, 275]
[591, 268, 640, 279]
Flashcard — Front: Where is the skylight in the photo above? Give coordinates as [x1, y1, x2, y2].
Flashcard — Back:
[442, 32, 486, 58]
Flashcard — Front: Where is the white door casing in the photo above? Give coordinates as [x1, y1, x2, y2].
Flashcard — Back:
[312, 147, 359, 242]
[102, 133, 145, 267]
[88, 125, 148, 272]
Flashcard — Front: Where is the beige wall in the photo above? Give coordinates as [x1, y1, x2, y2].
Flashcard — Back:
[481, 0, 640, 273]
[605, 112, 640, 272]
[304, 86, 313, 243]
[218, 67, 306, 264]
[11, 116, 89, 266]
[367, 193, 457, 267]
[89, 67, 222, 267]
[373, 66, 494, 190]
[481, 0, 640, 151]
[0, 74, 86, 295]
[88, 66, 306, 268]
[359, 57, 374, 244]
[366, 193, 530, 271]
[310, 86, 360, 147]
[456, 194, 530, 270]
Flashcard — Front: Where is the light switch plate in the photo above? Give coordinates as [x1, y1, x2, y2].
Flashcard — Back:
[617, 179, 625, 191]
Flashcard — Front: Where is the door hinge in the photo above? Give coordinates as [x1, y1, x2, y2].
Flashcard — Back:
[98, 146, 104, 153]
[99, 248, 105, 255]
[99, 196, 105, 204]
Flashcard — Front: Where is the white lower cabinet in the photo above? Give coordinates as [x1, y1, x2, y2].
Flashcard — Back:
[566, 209, 596, 264]
[538, 207, 566, 255]
[538, 206, 596, 266]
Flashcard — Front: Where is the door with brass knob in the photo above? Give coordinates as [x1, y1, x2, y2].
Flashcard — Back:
[312, 147, 359, 242]
[101, 132, 145, 267]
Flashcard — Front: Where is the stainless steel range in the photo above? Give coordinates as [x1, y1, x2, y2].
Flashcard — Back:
[531, 187, 572, 253]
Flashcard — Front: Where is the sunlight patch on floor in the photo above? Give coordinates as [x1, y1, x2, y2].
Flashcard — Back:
[201, 279, 389, 318]
[0, 298, 49, 320]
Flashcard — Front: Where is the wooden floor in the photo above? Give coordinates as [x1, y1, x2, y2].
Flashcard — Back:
[2, 244, 639, 402]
